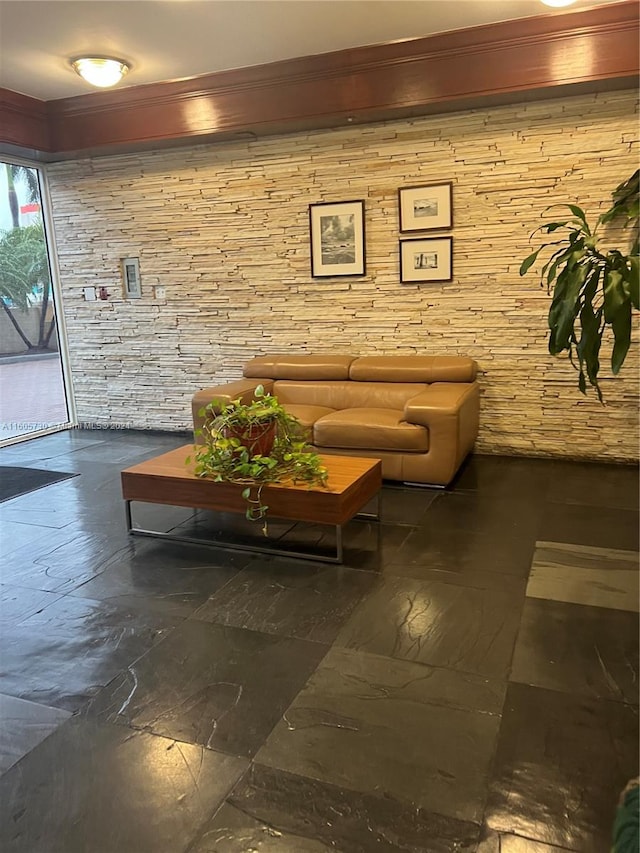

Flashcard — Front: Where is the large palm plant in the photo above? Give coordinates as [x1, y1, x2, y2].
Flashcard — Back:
[520, 170, 639, 400]
[4, 163, 40, 229]
[0, 223, 55, 351]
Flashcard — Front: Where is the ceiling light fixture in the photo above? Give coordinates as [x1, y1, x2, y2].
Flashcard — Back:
[71, 56, 130, 88]
[540, 0, 579, 7]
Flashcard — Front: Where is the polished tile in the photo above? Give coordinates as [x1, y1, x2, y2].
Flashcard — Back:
[0, 519, 57, 558]
[170, 516, 408, 574]
[2, 528, 139, 593]
[477, 829, 574, 852]
[0, 584, 62, 625]
[264, 518, 340, 549]
[128, 502, 198, 534]
[70, 539, 247, 617]
[511, 598, 639, 703]
[172, 507, 298, 541]
[1, 430, 638, 852]
[78, 489, 195, 535]
[336, 520, 413, 571]
[547, 460, 639, 511]
[334, 574, 523, 679]
[393, 566, 526, 595]
[192, 559, 379, 642]
[10, 463, 122, 518]
[392, 526, 535, 578]
[84, 619, 328, 758]
[0, 693, 70, 775]
[0, 431, 104, 464]
[257, 647, 503, 823]
[362, 485, 441, 526]
[0, 469, 90, 526]
[1, 492, 84, 528]
[416, 492, 542, 543]
[168, 510, 345, 560]
[3, 461, 190, 536]
[193, 763, 480, 852]
[68, 437, 186, 465]
[527, 542, 639, 612]
[0, 466, 78, 503]
[246, 519, 397, 567]
[0, 717, 247, 853]
[1, 594, 175, 711]
[486, 683, 639, 852]
[192, 803, 336, 853]
[451, 454, 553, 502]
[538, 503, 639, 551]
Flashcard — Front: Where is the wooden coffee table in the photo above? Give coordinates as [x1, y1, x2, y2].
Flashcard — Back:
[121, 445, 382, 563]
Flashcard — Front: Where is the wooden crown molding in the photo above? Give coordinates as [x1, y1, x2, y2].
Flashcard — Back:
[1, 0, 638, 160]
[0, 88, 51, 153]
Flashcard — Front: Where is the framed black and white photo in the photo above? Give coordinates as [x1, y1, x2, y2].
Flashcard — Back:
[400, 237, 453, 283]
[398, 182, 453, 232]
[309, 200, 366, 277]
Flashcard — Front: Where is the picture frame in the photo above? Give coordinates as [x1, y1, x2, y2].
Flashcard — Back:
[399, 237, 453, 283]
[309, 200, 366, 277]
[398, 182, 453, 232]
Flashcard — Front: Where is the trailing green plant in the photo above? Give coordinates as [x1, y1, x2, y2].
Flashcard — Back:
[520, 169, 639, 401]
[187, 384, 328, 534]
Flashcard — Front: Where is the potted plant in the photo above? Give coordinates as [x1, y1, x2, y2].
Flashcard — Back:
[520, 169, 638, 400]
[189, 385, 328, 533]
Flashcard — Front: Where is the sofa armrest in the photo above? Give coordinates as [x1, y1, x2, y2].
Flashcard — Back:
[403, 383, 480, 483]
[404, 383, 478, 427]
[191, 378, 274, 442]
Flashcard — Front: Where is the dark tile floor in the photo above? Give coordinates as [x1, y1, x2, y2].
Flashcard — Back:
[0, 429, 638, 853]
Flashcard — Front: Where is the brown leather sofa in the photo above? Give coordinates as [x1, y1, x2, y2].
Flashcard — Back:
[192, 354, 479, 486]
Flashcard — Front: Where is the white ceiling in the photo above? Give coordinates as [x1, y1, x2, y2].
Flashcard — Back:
[0, 0, 624, 101]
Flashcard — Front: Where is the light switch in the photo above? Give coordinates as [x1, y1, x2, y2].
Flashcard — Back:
[83, 286, 97, 301]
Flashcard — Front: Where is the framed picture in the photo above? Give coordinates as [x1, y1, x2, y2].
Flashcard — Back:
[398, 182, 453, 232]
[400, 237, 453, 283]
[309, 200, 366, 277]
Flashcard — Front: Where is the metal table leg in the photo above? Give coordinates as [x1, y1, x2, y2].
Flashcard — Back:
[125, 500, 346, 564]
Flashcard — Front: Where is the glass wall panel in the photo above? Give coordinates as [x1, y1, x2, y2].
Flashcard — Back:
[0, 161, 72, 443]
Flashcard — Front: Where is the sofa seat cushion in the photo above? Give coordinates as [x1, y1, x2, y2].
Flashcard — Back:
[314, 408, 429, 453]
[282, 404, 336, 430]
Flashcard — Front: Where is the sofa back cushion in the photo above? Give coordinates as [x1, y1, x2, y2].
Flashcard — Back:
[349, 356, 477, 383]
[244, 354, 354, 380]
[243, 354, 477, 383]
[273, 380, 427, 411]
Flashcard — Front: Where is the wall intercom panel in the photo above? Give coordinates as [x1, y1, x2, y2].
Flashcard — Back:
[122, 257, 142, 299]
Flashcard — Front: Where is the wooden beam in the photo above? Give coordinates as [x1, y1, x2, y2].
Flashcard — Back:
[0, 89, 51, 154]
[1, 1, 638, 160]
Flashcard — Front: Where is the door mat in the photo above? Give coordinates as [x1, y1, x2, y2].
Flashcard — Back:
[0, 467, 79, 503]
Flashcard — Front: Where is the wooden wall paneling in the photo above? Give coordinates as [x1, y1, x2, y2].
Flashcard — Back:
[1, 0, 638, 158]
[45, 1, 640, 155]
[0, 89, 51, 153]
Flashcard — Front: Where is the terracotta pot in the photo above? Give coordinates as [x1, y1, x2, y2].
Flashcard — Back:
[222, 419, 276, 457]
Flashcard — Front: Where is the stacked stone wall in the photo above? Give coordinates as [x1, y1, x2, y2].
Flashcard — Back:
[47, 89, 639, 460]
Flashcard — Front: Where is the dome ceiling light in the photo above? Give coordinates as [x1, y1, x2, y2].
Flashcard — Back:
[71, 56, 130, 88]
[540, 0, 579, 7]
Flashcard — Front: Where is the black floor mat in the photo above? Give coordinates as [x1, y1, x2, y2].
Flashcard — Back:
[0, 467, 78, 502]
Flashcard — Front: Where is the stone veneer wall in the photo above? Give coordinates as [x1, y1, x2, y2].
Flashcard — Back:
[46, 89, 638, 461]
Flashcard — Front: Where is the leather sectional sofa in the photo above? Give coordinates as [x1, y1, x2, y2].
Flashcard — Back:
[192, 354, 479, 486]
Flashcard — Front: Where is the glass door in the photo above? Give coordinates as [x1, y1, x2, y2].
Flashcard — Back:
[0, 160, 74, 444]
